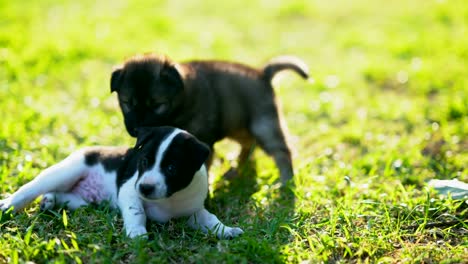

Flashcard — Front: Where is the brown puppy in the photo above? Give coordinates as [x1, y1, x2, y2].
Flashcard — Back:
[110, 54, 309, 184]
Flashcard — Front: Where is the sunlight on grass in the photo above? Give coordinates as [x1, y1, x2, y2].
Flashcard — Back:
[0, 0, 467, 263]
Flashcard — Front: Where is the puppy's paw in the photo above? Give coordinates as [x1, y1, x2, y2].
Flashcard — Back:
[40, 193, 56, 211]
[0, 198, 14, 212]
[126, 226, 148, 239]
[216, 226, 244, 239]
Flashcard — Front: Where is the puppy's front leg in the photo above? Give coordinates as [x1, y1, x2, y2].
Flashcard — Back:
[187, 208, 243, 239]
[118, 177, 147, 238]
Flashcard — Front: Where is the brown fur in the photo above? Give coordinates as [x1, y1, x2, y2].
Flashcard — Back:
[111, 53, 309, 183]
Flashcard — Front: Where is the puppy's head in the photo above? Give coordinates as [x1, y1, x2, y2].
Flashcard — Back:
[111, 54, 185, 137]
[131, 126, 209, 201]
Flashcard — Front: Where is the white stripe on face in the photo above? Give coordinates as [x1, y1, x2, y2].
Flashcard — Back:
[136, 128, 182, 200]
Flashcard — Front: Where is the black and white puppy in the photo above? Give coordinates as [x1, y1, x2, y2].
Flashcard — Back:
[0, 126, 243, 239]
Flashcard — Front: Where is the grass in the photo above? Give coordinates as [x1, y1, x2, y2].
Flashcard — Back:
[0, 0, 467, 263]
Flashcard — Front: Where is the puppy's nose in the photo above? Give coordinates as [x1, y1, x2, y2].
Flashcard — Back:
[139, 183, 155, 196]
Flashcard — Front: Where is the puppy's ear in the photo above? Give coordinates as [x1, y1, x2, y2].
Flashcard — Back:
[111, 66, 123, 93]
[183, 134, 210, 171]
[160, 64, 184, 91]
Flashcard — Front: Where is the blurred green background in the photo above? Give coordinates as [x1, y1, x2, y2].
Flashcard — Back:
[0, 0, 467, 263]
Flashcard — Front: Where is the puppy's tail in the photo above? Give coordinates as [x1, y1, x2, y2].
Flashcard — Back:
[262, 56, 309, 82]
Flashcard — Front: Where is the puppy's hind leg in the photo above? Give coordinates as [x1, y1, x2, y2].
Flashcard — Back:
[187, 208, 243, 239]
[40, 192, 89, 211]
[251, 116, 293, 184]
[0, 150, 89, 212]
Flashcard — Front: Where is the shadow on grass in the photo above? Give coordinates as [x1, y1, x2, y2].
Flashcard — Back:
[208, 161, 260, 210]
[208, 160, 296, 263]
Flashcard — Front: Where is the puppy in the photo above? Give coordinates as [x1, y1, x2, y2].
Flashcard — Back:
[0, 127, 243, 239]
[110, 54, 309, 183]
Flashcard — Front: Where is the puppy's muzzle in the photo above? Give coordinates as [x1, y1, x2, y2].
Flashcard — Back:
[139, 183, 155, 196]
[137, 182, 167, 200]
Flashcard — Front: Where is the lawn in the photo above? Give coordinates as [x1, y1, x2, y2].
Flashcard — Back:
[0, 0, 467, 263]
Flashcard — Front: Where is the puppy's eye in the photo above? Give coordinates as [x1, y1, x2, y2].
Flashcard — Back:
[139, 157, 148, 171]
[121, 102, 132, 113]
[121, 98, 137, 107]
[166, 164, 176, 175]
[153, 103, 169, 115]
[121, 100, 136, 113]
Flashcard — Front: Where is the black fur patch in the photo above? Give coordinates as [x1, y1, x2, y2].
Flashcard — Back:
[84, 147, 130, 172]
[161, 132, 210, 197]
[116, 126, 176, 189]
